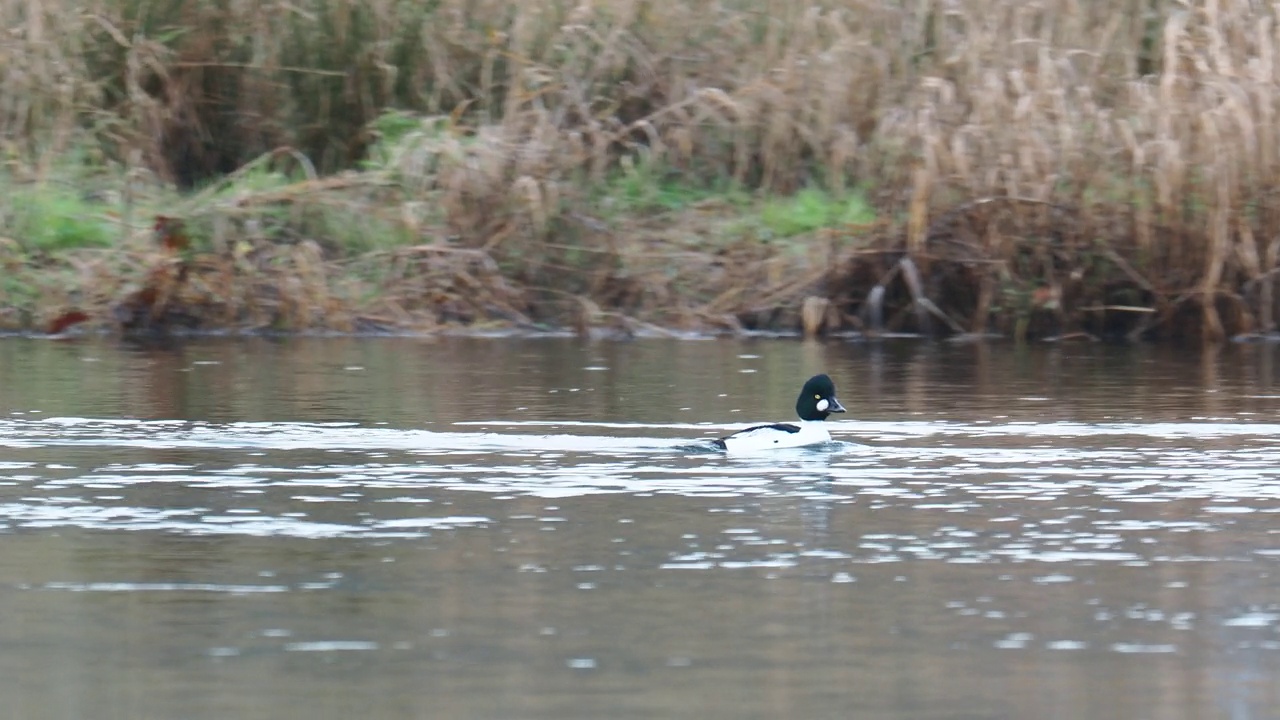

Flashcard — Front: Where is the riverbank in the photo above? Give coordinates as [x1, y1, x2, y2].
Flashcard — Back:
[4, 1, 1280, 342]
[4, 163, 879, 338]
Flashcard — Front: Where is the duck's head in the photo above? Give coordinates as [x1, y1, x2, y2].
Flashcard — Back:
[795, 374, 845, 421]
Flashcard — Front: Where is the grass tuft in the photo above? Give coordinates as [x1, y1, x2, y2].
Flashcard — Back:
[3, 184, 116, 252]
[759, 189, 876, 239]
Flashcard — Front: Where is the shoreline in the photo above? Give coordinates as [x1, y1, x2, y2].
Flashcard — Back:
[3, 191, 1262, 344]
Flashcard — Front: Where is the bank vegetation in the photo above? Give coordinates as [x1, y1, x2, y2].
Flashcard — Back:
[2, 0, 1278, 342]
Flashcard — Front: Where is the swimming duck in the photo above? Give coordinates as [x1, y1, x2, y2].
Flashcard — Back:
[712, 374, 846, 452]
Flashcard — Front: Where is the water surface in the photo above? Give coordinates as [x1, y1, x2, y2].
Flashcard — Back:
[2, 337, 1280, 719]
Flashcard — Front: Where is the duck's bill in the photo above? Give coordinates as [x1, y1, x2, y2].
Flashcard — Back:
[828, 397, 846, 413]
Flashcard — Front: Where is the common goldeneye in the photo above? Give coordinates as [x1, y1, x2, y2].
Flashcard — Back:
[712, 374, 846, 452]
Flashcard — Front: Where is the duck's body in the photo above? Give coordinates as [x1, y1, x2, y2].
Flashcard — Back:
[712, 374, 845, 453]
[712, 420, 835, 452]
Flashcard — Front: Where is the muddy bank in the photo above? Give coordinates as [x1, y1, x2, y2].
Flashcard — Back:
[6, 194, 1270, 345]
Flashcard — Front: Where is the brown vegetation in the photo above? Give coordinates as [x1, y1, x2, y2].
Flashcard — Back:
[4, 0, 1280, 341]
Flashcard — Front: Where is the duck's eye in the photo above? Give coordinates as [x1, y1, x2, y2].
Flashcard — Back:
[814, 394, 821, 399]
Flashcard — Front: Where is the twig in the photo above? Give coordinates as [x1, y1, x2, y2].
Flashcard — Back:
[1080, 305, 1155, 313]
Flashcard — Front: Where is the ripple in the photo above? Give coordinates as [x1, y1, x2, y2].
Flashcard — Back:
[2, 416, 1280, 556]
[285, 641, 380, 652]
[44, 582, 290, 593]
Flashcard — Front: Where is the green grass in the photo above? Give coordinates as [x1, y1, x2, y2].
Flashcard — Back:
[4, 184, 117, 253]
[588, 157, 880, 253]
[758, 188, 876, 239]
[299, 203, 418, 254]
[594, 156, 751, 216]
[362, 111, 449, 172]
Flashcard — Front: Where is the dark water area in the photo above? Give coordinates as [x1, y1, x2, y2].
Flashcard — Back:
[2, 336, 1280, 719]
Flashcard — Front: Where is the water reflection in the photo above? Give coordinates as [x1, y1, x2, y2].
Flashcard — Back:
[1, 337, 1280, 718]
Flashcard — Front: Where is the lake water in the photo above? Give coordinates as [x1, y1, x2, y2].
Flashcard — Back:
[2, 336, 1280, 719]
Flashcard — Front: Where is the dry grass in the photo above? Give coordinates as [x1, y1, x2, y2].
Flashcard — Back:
[5, 0, 1280, 339]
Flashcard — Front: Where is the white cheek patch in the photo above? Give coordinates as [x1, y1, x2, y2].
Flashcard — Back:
[816, 399, 829, 412]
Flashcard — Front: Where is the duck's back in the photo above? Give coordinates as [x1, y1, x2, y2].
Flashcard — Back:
[714, 421, 832, 453]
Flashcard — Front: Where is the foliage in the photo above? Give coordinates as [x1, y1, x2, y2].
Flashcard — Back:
[759, 189, 876, 239]
[3, 184, 116, 252]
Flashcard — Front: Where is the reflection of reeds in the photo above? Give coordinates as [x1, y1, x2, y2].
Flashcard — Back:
[4, 0, 1280, 338]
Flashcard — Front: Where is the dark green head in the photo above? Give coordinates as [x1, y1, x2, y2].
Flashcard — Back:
[795, 374, 846, 421]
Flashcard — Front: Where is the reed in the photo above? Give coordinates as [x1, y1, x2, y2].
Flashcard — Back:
[4, 0, 1280, 339]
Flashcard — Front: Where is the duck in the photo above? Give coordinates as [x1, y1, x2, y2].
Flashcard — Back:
[712, 374, 846, 452]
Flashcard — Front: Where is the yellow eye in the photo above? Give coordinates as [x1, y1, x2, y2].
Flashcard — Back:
[814, 394, 821, 399]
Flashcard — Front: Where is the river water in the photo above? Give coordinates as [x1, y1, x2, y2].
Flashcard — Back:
[1, 336, 1279, 719]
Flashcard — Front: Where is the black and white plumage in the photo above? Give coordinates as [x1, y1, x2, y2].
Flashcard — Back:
[712, 374, 846, 452]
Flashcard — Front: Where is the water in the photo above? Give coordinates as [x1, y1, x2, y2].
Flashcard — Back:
[2, 336, 1280, 719]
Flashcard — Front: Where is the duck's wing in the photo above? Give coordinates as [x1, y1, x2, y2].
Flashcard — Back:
[711, 423, 800, 449]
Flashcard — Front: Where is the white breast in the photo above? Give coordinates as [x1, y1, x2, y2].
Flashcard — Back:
[720, 421, 833, 454]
